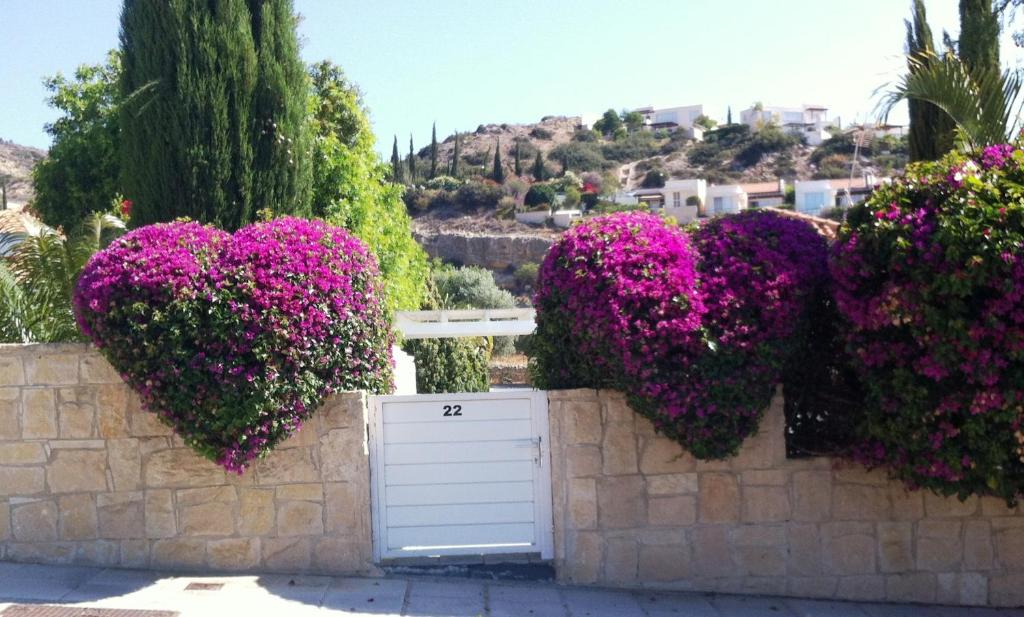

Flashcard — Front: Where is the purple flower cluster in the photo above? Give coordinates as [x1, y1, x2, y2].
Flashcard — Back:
[532, 210, 828, 459]
[74, 217, 393, 472]
[831, 145, 1024, 502]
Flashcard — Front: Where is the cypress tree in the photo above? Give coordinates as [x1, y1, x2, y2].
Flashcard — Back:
[959, 0, 1000, 79]
[492, 139, 505, 182]
[514, 140, 522, 176]
[391, 135, 404, 183]
[119, 0, 310, 230]
[532, 151, 545, 182]
[727, 106, 732, 125]
[905, 0, 956, 161]
[429, 123, 438, 179]
[408, 134, 416, 182]
[450, 132, 461, 177]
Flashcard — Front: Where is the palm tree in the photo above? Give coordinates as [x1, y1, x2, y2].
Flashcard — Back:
[878, 51, 1024, 151]
[0, 212, 125, 343]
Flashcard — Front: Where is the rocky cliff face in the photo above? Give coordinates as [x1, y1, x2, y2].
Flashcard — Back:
[414, 230, 552, 272]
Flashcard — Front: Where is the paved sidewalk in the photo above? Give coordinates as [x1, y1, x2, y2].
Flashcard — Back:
[0, 562, 1022, 617]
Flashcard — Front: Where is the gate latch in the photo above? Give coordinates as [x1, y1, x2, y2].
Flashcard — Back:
[515, 437, 543, 466]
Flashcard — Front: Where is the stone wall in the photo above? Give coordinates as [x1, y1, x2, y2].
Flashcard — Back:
[0, 344, 374, 575]
[413, 230, 552, 272]
[547, 388, 1024, 608]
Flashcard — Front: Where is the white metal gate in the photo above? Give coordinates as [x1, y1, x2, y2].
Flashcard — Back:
[368, 390, 553, 561]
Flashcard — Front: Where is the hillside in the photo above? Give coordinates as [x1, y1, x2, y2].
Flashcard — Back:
[0, 139, 45, 209]
[417, 116, 907, 190]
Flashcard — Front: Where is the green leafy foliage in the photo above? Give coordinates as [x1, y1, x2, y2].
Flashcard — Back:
[434, 265, 517, 357]
[32, 52, 122, 232]
[403, 337, 491, 394]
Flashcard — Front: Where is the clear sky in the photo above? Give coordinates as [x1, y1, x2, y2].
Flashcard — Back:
[2, 0, 1023, 158]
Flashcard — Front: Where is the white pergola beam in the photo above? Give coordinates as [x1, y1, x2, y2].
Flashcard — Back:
[396, 309, 536, 339]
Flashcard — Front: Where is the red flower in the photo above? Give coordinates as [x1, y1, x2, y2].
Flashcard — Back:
[120, 199, 133, 218]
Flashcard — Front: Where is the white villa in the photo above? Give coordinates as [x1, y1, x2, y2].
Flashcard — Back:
[794, 175, 883, 215]
[739, 104, 834, 146]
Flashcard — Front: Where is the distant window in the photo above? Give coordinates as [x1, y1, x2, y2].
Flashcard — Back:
[750, 200, 760, 208]
[673, 192, 681, 207]
[713, 196, 725, 214]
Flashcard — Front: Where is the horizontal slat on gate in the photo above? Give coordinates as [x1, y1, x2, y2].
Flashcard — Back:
[385, 481, 534, 507]
[382, 399, 531, 424]
[385, 461, 534, 486]
[383, 420, 533, 444]
[386, 502, 535, 528]
[384, 441, 534, 465]
[387, 522, 536, 551]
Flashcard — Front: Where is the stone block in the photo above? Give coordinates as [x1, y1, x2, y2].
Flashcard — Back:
[990, 574, 1024, 607]
[601, 393, 634, 424]
[836, 575, 886, 601]
[597, 475, 645, 529]
[180, 502, 235, 536]
[786, 523, 822, 576]
[601, 423, 637, 475]
[0, 356, 25, 386]
[787, 576, 838, 599]
[886, 572, 937, 604]
[698, 473, 739, 523]
[0, 500, 9, 540]
[46, 449, 108, 493]
[742, 470, 788, 486]
[258, 446, 319, 485]
[75, 540, 120, 567]
[144, 489, 176, 538]
[924, 492, 978, 518]
[964, 520, 994, 570]
[563, 531, 602, 584]
[238, 488, 275, 536]
[207, 538, 261, 570]
[58, 494, 97, 540]
[96, 385, 129, 438]
[319, 428, 365, 482]
[0, 443, 46, 465]
[108, 438, 141, 491]
[996, 523, 1024, 569]
[741, 486, 790, 523]
[638, 436, 695, 474]
[6, 542, 75, 564]
[568, 478, 597, 530]
[648, 496, 695, 526]
[120, 539, 149, 567]
[276, 483, 323, 502]
[831, 484, 889, 521]
[24, 353, 78, 385]
[915, 520, 962, 572]
[176, 485, 236, 507]
[981, 495, 1019, 517]
[566, 445, 602, 478]
[888, 484, 925, 520]
[262, 537, 311, 571]
[733, 525, 785, 546]
[563, 401, 601, 445]
[80, 354, 121, 384]
[97, 492, 144, 539]
[129, 407, 173, 437]
[734, 545, 786, 577]
[0, 465, 45, 496]
[0, 393, 20, 439]
[936, 572, 987, 606]
[877, 522, 913, 573]
[12, 499, 57, 541]
[57, 388, 96, 438]
[833, 466, 888, 485]
[151, 538, 206, 568]
[22, 388, 57, 438]
[314, 537, 367, 573]
[693, 525, 734, 577]
[603, 537, 638, 582]
[144, 448, 226, 487]
[638, 543, 690, 581]
[646, 473, 698, 496]
[277, 501, 324, 536]
[325, 482, 361, 532]
[823, 524, 876, 575]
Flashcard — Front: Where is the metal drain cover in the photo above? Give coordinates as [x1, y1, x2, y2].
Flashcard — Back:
[0, 607, 177, 617]
[184, 582, 223, 591]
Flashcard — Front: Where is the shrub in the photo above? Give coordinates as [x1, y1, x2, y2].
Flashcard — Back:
[74, 218, 392, 472]
[403, 337, 490, 393]
[573, 129, 600, 142]
[524, 183, 558, 208]
[531, 211, 828, 459]
[601, 132, 659, 162]
[425, 175, 464, 191]
[434, 265, 518, 357]
[831, 145, 1024, 502]
[641, 169, 667, 188]
[455, 181, 503, 209]
[514, 262, 540, 290]
[549, 142, 610, 172]
[530, 127, 553, 140]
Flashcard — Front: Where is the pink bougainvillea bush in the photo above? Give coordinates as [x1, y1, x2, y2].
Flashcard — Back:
[74, 217, 393, 472]
[832, 146, 1024, 502]
[531, 210, 828, 458]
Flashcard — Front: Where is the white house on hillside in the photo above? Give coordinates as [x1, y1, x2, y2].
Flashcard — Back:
[632, 179, 705, 223]
[794, 175, 884, 215]
[740, 104, 834, 146]
[706, 184, 747, 216]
